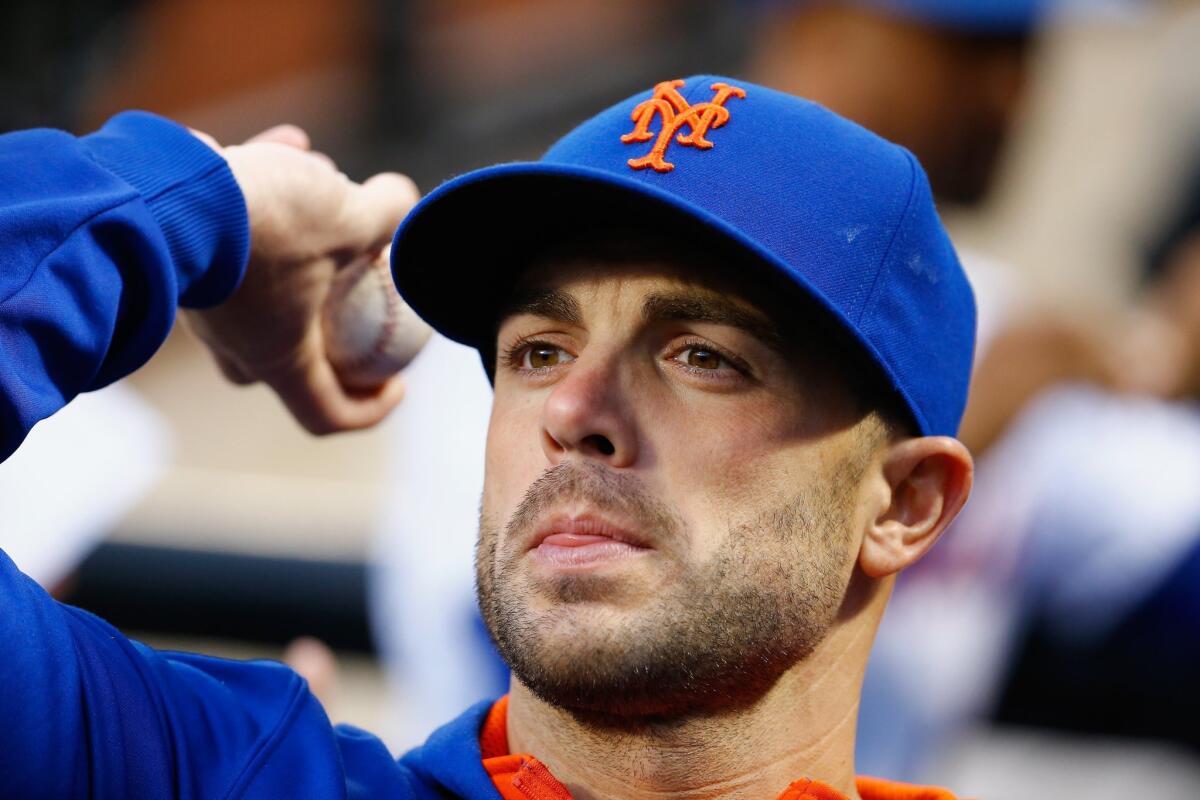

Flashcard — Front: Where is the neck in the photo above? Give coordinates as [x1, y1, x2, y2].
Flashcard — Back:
[506, 574, 886, 800]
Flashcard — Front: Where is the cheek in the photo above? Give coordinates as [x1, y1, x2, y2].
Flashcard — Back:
[659, 395, 792, 475]
[649, 399, 800, 554]
[482, 395, 546, 520]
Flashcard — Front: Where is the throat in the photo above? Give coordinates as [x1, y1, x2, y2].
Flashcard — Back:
[503, 675, 863, 800]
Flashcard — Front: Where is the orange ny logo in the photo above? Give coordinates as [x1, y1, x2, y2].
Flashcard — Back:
[621, 79, 747, 173]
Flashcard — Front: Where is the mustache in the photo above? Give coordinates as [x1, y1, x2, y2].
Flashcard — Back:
[504, 461, 683, 547]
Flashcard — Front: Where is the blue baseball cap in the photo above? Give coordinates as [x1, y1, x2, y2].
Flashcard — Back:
[391, 76, 976, 437]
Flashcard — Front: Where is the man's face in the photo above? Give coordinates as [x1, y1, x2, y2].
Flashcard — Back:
[477, 258, 881, 717]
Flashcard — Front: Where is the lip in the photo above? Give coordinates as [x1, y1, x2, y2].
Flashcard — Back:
[527, 514, 650, 551]
[526, 513, 653, 570]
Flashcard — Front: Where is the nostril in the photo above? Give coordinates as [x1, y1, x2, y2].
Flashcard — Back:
[583, 434, 616, 456]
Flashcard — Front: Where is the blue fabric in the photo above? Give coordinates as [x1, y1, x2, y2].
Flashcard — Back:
[0, 111, 249, 463]
[0, 547, 502, 798]
[391, 75, 976, 436]
[753, 0, 1045, 34]
[857, 0, 1044, 33]
[0, 109, 502, 798]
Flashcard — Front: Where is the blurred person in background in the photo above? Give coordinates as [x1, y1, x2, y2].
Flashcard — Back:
[1141, 169, 1200, 403]
[983, 155, 1200, 755]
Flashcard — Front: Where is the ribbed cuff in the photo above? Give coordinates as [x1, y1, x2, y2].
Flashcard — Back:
[80, 111, 250, 308]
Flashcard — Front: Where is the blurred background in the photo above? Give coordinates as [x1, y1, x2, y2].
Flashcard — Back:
[2, 1, 1200, 797]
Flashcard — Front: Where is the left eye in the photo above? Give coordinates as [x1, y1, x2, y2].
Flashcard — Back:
[674, 346, 726, 370]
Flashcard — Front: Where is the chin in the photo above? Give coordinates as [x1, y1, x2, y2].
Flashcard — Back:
[511, 648, 790, 723]
[495, 606, 810, 722]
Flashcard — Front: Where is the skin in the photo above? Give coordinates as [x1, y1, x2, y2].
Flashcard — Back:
[1140, 233, 1200, 399]
[478, 257, 973, 799]
[185, 125, 418, 433]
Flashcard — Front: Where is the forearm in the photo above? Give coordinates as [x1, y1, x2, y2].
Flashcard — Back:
[0, 112, 248, 462]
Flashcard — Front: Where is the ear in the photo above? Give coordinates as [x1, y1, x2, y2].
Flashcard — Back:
[859, 436, 973, 579]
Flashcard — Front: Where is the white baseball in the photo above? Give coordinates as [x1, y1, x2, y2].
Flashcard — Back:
[322, 246, 432, 391]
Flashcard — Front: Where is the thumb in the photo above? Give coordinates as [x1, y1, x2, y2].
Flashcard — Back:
[336, 172, 421, 254]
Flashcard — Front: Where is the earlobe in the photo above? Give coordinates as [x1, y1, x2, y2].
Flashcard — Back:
[859, 437, 973, 579]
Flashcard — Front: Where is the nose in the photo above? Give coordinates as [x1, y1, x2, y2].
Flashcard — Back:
[540, 353, 638, 468]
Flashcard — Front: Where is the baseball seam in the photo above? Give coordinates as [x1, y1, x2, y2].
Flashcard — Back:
[334, 259, 403, 378]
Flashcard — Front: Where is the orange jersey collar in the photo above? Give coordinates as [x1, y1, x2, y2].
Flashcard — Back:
[479, 696, 956, 800]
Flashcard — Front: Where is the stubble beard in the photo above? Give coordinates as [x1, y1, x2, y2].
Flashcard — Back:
[476, 461, 856, 720]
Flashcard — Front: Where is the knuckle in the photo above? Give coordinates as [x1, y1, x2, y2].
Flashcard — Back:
[301, 412, 341, 436]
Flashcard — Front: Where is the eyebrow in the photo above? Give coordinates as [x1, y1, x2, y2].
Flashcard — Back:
[499, 286, 785, 349]
[641, 290, 786, 350]
[500, 287, 583, 327]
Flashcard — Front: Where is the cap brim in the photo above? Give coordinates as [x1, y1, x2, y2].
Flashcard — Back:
[391, 161, 926, 432]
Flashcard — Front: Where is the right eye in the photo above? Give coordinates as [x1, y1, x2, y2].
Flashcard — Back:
[521, 343, 575, 370]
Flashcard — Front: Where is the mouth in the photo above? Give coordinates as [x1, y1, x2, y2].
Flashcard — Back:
[527, 513, 653, 570]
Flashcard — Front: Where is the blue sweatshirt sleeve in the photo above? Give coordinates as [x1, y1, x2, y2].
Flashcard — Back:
[0, 111, 250, 463]
[0, 547, 362, 799]
[0, 539, 489, 797]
